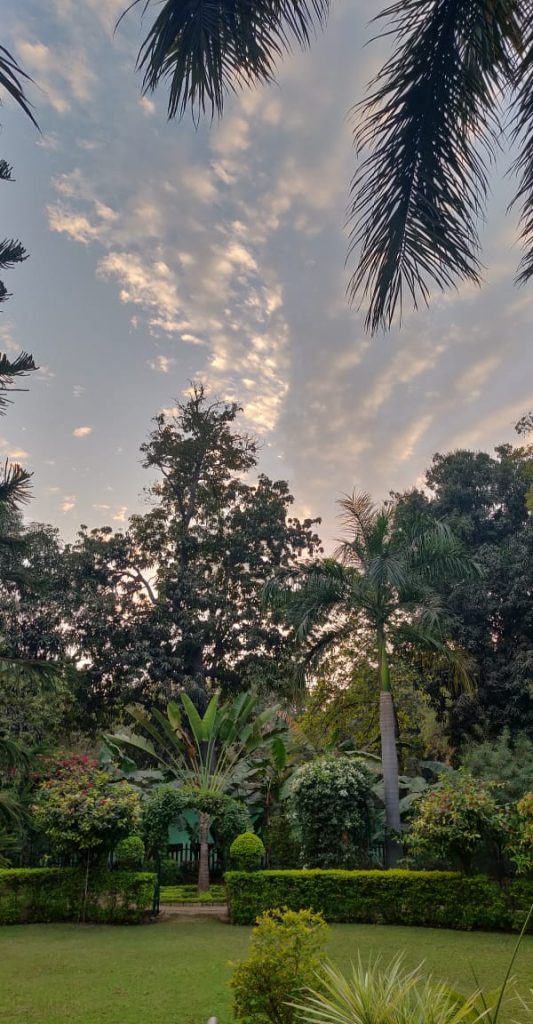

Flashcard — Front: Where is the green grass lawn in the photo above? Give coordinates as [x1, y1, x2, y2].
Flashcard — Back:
[0, 919, 531, 1024]
[160, 883, 226, 903]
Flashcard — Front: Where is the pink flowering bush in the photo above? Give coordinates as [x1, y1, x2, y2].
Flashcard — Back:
[32, 758, 140, 859]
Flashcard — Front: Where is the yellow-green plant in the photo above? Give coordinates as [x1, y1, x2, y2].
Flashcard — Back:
[232, 908, 328, 1024]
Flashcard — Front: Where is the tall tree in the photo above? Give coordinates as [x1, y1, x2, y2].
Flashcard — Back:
[119, 1, 533, 331]
[265, 492, 475, 866]
[395, 439, 533, 742]
[55, 386, 321, 721]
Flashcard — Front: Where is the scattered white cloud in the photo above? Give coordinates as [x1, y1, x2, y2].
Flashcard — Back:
[60, 495, 76, 513]
[112, 505, 128, 522]
[149, 355, 175, 374]
[73, 426, 93, 438]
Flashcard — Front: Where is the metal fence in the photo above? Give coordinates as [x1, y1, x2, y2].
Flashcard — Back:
[167, 842, 224, 874]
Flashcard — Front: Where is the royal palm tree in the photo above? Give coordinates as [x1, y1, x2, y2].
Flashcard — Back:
[120, 1, 533, 332]
[107, 691, 283, 890]
[264, 492, 477, 866]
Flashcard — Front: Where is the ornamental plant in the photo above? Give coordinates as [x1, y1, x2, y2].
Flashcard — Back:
[230, 831, 265, 871]
[405, 770, 505, 873]
[114, 835, 145, 869]
[289, 756, 374, 869]
[32, 758, 140, 862]
[510, 794, 533, 876]
[231, 908, 328, 1024]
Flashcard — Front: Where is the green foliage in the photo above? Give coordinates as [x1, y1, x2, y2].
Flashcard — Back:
[289, 756, 374, 869]
[463, 731, 533, 805]
[149, 858, 182, 885]
[405, 770, 505, 872]
[33, 759, 140, 857]
[509, 794, 533, 876]
[295, 955, 485, 1024]
[0, 867, 155, 924]
[160, 883, 226, 904]
[264, 808, 301, 869]
[395, 445, 533, 742]
[225, 869, 518, 931]
[231, 908, 328, 1024]
[141, 785, 186, 858]
[230, 831, 265, 871]
[114, 834, 145, 869]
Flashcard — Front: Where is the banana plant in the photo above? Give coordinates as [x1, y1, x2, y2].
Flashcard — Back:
[106, 691, 285, 891]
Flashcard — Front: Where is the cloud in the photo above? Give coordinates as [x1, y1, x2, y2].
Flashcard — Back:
[149, 355, 175, 374]
[112, 505, 128, 522]
[60, 495, 76, 513]
[73, 426, 93, 438]
[8, 448, 29, 460]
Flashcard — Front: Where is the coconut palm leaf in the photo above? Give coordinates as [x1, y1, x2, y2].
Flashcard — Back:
[120, 0, 329, 121]
[0, 45, 38, 127]
[348, 0, 518, 333]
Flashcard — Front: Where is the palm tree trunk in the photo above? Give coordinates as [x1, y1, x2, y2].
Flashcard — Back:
[198, 812, 210, 892]
[378, 632, 402, 868]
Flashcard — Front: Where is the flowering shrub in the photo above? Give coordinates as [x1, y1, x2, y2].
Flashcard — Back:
[289, 756, 374, 868]
[405, 770, 505, 872]
[32, 760, 140, 859]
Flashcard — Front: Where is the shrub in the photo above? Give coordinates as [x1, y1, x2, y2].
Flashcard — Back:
[225, 869, 514, 930]
[289, 756, 374, 869]
[509, 793, 533, 875]
[264, 808, 301, 868]
[230, 832, 265, 871]
[0, 867, 155, 924]
[114, 835, 145, 869]
[33, 762, 140, 861]
[294, 956, 484, 1024]
[405, 770, 505, 872]
[231, 908, 328, 1024]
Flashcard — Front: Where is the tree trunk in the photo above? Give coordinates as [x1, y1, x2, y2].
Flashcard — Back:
[377, 631, 402, 868]
[198, 812, 210, 893]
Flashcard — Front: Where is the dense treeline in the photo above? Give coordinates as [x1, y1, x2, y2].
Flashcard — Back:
[1, 387, 532, 757]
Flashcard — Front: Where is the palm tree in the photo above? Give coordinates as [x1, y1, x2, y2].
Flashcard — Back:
[107, 691, 283, 890]
[119, 2, 533, 332]
[264, 492, 477, 866]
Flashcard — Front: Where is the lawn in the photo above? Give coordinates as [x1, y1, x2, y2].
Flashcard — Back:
[0, 919, 532, 1024]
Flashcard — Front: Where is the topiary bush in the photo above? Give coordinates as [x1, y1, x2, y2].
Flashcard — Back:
[230, 831, 265, 871]
[231, 907, 328, 1024]
[288, 755, 374, 868]
[225, 869, 518, 930]
[114, 835, 145, 870]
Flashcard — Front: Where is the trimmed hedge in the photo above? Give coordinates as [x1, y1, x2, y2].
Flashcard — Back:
[0, 868, 155, 925]
[225, 869, 533, 931]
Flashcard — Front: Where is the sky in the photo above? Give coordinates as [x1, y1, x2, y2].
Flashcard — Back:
[1, 0, 532, 549]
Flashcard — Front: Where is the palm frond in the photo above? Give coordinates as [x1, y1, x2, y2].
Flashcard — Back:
[349, 0, 517, 333]
[0, 657, 62, 689]
[0, 239, 28, 272]
[392, 619, 475, 694]
[0, 460, 32, 507]
[119, 0, 328, 121]
[0, 45, 38, 127]
[509, 16, 533, 283]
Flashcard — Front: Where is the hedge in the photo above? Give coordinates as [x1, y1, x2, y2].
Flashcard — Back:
[0, 868, 156, 925]
[225, 869, 533, 931]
